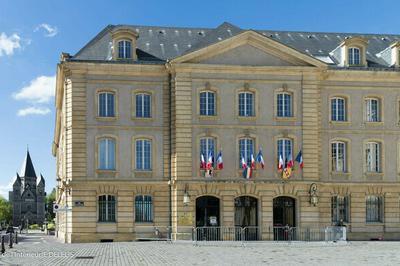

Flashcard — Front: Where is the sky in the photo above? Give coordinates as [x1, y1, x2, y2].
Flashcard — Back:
[1, 0, 400, 198]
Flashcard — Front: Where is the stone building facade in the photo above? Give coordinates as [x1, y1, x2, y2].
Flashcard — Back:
[53, 22, 400, 243]
[9, 151, 46, 226]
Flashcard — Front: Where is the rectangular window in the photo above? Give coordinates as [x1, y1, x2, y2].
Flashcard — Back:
[98, 93, 115, 117]
[277, 139, 292, 162]
[136, 93, 151, 118]
[366, 195, 383, 223]
[331, 98, 346, 121]
[98, 195, 116, 222]
[136, 139, 151, 170]
[365, 99, 380, 122]
[99, 138, 116, 170]
[135, 195, 153, 222]
[239, 138, 254, 166]
[118, 40, 131, 59]
[200, 138, 215, 166]
[277, 93, 292, 117]
[331, 142, 346, 172]
[366, 142, 381, 173]
[200, 91, 216, 116]
[331, 196, 349, 223]
[348, 47, 360, 65]
[238, 92, 254, 117]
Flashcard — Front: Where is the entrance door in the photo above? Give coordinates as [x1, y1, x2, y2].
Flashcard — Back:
[196, 196, 220, 240]
[273, 196, 296, 240]
[234, 196, 258, 240]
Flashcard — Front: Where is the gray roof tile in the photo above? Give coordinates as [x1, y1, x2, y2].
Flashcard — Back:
[71, 22, 400, 68]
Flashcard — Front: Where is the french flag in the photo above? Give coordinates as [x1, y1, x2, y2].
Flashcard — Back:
[287, 153, 294, 169]
[250, 154, 256, 169]
[206, 151, 214, 170]
[256, 149, 265, 169]
[216, 151, 223, 170]
[243, 166, 252, 179]
[295, 150, 303, 169]
[200, 153, 206, 169]
[241, 155, 247, 169]
[278, 154, 284, 171]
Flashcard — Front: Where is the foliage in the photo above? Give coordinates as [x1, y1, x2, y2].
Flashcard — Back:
[47, 222, 55, 230]
[45, 188, 56, 220]
[28, 224, 40, 230]
[0, 196, 12, 224]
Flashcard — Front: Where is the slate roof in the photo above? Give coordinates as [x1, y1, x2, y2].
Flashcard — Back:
[71, 22, 400, 68]
[20, 150, 37, 178]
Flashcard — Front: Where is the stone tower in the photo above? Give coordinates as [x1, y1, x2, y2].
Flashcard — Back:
[9, 151, 46, 226]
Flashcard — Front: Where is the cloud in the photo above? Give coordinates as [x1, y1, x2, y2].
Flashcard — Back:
[35, 23, 58, 37]
[0, 32, 21, 56]
[17, 107, 51, 116]
[14, 75, 56, 104]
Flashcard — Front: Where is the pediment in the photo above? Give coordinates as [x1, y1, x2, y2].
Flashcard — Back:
[172, 31, 326, 68]
[197, 44, 295, 66]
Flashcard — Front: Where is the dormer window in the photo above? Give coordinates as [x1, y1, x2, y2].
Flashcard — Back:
[111, 27, 138, 61]
[348, 47, 360, 65]
[118, 40, 132, 59]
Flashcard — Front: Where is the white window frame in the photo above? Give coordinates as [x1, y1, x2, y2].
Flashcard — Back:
[365, 98, 380, 122]
[277, 138, 293, 162]
[239, 138, 254, 167]
[135, 93, 152, 118]
[331, 141, 346, 172]
[98, 138, 116, 170]
[199, 91, 216, 116]
[331, 97, 346, 121]
[135, 139, 152, 171]
[277, 93, 292, 117]
[348, 47, 361, 65]
[238, 92, 254, 117]
[365, 142, 381, 173]
[118, 40, 132, 59]
[98, 195, 116, 222]
[98, 92, 115, 117]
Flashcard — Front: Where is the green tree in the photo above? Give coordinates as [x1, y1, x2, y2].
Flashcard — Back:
[45, 188, 56, 221]
[0, 196, 12, 224]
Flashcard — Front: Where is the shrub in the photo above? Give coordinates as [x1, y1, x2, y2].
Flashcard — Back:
[28, 224, 40, 230]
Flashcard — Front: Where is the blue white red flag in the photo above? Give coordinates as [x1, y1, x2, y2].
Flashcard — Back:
[256, 149, 265, 169]
[216, 151, 223, 170]
[295, 150, 303, 169]
[206, 151, 213, 170]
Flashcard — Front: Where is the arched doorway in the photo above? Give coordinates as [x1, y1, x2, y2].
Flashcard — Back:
[235, 196, 258, 240]
[273, 196, 296, 240]
[196, 196, 220, 240]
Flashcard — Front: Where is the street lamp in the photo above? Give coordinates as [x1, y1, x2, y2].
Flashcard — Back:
[309, 183, 318, 206]
[183, 184, 190, 206]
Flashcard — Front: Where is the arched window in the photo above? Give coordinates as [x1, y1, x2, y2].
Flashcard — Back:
[277, 138, 293, 162]
[331, 141, 347, 172]
[98, 92, 115, 117]
[365, 142, 381, 173]
[239, 138, 254, 166]
[365, 98, 380, 122]
[135, 93, 152, 118]
[331, 97, 346, 121]
[199, 91, 216, 116]
[118, 40, 132, 59]
[98, 138, 116, 170]
[135, 195, 153, 222]
[200, 137, 216, 167]
[348, 47, 360, 65]
[238, 92, 254, 117]
[277, 93, 292, 117]
[135, 139, 152, 170]
[98, 195, 116, 222]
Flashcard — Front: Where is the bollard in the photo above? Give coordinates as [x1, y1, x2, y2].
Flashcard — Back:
[8, 232, 13, 249]
[15, 232, 18, 244]
[1, 235, 5, 254]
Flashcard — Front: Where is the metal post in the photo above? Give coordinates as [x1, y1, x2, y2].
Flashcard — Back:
[15, 232, 18, 244]
[1, 235, 5, 254]
[8, 232, 13, 248]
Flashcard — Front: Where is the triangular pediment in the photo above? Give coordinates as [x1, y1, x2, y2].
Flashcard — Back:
[172, 31, 326, 68]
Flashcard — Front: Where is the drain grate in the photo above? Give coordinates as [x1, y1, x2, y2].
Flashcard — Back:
[75, 256, 95, 260]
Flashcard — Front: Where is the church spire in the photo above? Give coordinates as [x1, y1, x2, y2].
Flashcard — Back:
[20, 149, 37, 178]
